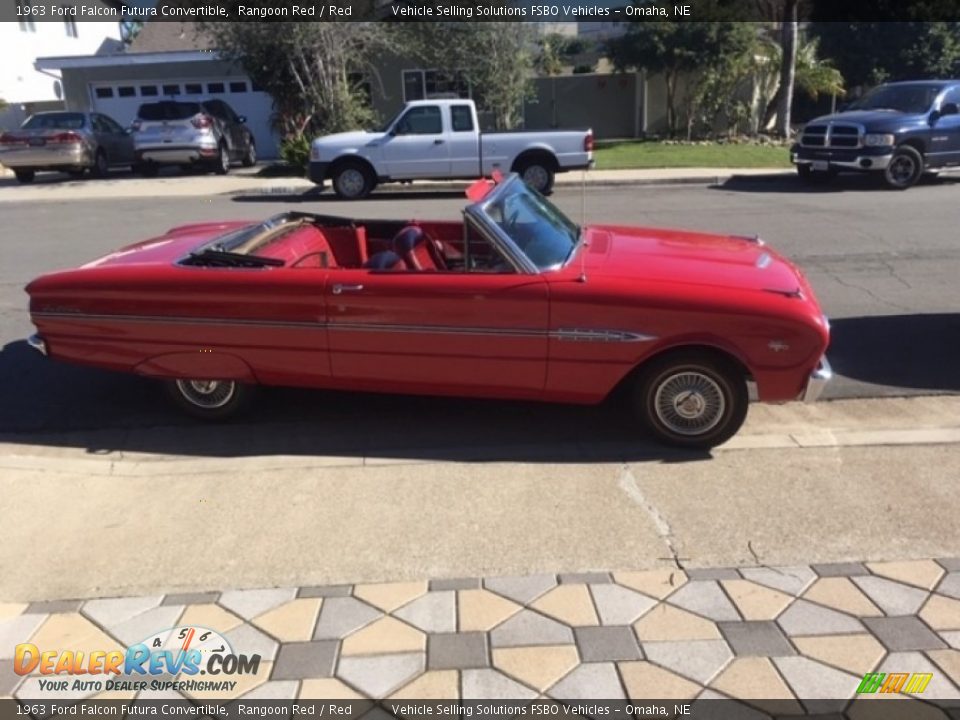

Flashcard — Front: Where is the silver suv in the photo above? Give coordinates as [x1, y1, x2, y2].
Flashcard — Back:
[131, 100, 256, 176]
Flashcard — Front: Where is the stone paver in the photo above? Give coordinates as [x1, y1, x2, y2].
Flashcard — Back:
[618, 661, 701, 700]
[427, 632, 488, 670]
[314, 597, 382, 640]
[718, 621, 795, 657]
[3, 557, 960, 705]
[489, 609, 574, 648]
[666, 581, 740, 622]
[492, 645, 578, 692]
[641, 639, 733, 685]
[338, 653, 425, 698]
[777, 599, 864, 636]
[273, 640, 337, 680]
[862, 616, 947, 651]
[574, 625, 642, 662]
[548, 662, 625, 700]
[852, 575, 929, 616]
[590, 583, 657, 625]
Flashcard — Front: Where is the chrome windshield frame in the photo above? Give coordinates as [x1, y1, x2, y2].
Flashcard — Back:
[464, 174, 579, 276]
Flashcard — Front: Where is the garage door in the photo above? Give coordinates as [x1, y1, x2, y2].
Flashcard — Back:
[90, 78, 280, 158]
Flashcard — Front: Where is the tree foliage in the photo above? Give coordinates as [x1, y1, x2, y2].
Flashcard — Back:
[199, 18, 393, 139]
[393, 22, 535, 130]
[810, 22, 960, 88]
[535, 33, 587, 77]
[606, 21, 757, 136]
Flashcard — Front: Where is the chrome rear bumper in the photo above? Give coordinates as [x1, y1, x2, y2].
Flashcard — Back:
[27, 334, 47, 356]
[802, 355, 832, 403]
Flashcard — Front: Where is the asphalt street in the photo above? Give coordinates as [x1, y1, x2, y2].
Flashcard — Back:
[1, 176, 959, 599]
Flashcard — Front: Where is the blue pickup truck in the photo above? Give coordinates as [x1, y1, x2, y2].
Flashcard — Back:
[791, 80, 960, 189]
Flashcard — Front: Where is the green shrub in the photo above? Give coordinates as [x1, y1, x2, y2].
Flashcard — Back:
[279, 135, 311, 174]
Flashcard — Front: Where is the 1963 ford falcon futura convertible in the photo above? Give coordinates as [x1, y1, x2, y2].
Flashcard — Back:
[26, 174, 831, 448]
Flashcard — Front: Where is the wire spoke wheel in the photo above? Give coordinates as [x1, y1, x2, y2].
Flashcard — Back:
[175, 379, 236, 410]
[653, 371, 726, 436]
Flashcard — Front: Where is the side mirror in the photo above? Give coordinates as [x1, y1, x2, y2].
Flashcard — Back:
[941, 102, 959, 116]
[237, 115, 247, 124]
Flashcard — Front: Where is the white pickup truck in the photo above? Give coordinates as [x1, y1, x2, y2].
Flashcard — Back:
[308, 99, 593, 199]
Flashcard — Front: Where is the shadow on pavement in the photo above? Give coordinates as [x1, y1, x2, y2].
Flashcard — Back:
[829, 313, 960, 392]
[0, 340, 707, 464]
[713, 171, 958, 194]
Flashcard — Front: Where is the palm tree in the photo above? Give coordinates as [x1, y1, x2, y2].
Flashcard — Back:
[755, 32, 845, 133]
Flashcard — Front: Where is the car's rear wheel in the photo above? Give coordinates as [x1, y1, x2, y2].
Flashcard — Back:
[633, 350, 748, 449]
[241, 139, 256, 167]
[213, 143, 230, 175]
[14, 170, 35, 184]
[883, 145, 923, 190]
[166, 379, 252, 420]
[332, 160, 375, 199]
[516, 157, 556, 194]
[91, 150, 109, 179]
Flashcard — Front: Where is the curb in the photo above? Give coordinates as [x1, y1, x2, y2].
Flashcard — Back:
[224, 170, 796, 198]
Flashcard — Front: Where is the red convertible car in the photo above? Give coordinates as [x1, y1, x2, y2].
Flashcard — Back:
[26, 174, 831, 448]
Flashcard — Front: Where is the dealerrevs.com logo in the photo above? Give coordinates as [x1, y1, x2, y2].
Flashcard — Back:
[14, 626, 261, 693]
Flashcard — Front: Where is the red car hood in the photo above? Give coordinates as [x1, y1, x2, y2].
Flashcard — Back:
[585, 225, 806, 296]
[80, 222, 251, 268]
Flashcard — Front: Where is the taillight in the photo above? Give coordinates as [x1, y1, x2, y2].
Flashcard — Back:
[0, 132, 26, 146]
[49, 132, 83, 144]
[191, 114, 213, 129]
[584, 131, 594, 153]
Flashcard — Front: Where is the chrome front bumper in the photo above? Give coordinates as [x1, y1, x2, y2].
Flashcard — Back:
[793, 154, 893, 171]
[27, 334, 47, 356]
[801, 356, 832, 403]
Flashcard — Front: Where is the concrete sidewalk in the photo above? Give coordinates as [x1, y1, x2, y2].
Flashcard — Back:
[0, 165, 794, 203]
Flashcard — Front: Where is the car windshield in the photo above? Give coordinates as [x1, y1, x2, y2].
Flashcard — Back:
[22, 113, 86, 129]
[138, 102, 202, 121]
[848, 84, 943, 114]
[481, 180, 579, 270]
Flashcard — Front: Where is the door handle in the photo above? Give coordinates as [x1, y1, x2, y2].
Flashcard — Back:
[434, 139, 445, 145]
[332, 283, 364, 295]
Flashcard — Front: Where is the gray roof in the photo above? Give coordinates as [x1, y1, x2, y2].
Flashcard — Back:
[127, 22, 214, 53]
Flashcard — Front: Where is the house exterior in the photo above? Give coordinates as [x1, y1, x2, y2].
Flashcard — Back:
[33, 22, 282, 157]
[0, 1, 122, 129]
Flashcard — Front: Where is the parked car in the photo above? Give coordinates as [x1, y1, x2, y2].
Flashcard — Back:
[0, 111, 134, 183]
[309, 99, 593, 198]
[131, 99, 256, 176]
[25, 173, 830, 448]
[791, 80, 960, 189]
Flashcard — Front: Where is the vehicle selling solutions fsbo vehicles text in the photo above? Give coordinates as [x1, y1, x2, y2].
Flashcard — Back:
[236, 4, 352, 16]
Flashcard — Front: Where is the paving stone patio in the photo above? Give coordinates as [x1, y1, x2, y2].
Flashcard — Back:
[1, 559, 959, 710]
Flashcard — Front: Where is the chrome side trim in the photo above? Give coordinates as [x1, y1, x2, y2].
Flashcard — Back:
[27, 334, 47, 356]
[550, 328, 657, 343]
[31, 312, 655, 344]
[801, 355, 833, 403]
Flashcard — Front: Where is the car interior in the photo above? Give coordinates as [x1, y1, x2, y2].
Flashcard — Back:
[203, 215, 514, 274]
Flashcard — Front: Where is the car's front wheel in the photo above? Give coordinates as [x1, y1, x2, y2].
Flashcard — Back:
[633, 351, 748, 449]
[14, 170, 35, 184]
[166, 379, 252, 420]
[883, 145, 924, 190]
